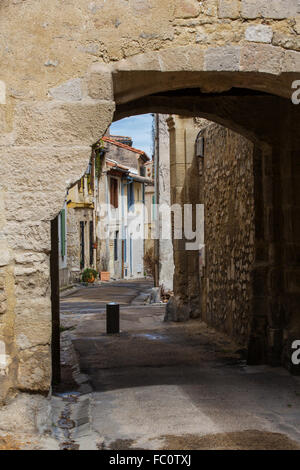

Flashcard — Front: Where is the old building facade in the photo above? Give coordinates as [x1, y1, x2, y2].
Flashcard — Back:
[0, 0, 300, 432]
[96, 135, 151, 279]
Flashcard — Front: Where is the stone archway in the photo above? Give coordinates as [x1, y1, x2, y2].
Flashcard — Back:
[109, 45, 300, 374]
[0, 43, 300, 431]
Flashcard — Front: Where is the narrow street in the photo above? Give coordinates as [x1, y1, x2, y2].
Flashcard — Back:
[48, 280, 300, 450]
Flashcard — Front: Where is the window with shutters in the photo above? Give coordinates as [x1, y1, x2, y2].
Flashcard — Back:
[110, 178, 118, 208]
[127, 182, 134, 212]
[114, 231, 119, 261]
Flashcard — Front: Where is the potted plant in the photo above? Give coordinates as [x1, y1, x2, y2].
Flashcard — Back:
[82, 268, 98, 284]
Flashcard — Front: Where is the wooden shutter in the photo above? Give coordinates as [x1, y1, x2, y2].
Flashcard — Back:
[110, 178, 118, 208]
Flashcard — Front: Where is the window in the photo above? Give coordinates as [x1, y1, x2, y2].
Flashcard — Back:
[114, 231, 119, 261]
[110, 178, 118, 208]
[127, 182, 134, 211]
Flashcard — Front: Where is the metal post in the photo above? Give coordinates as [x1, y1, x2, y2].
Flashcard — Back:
[106, 302, 120, 334]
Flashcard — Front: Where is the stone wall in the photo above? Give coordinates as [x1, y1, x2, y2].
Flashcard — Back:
[166, 117, 255, 348]
[201, 122, 254, 346]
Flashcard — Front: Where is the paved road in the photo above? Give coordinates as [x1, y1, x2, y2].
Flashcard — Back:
[60, 279, 154, 314]
[51, 280, 300, 450]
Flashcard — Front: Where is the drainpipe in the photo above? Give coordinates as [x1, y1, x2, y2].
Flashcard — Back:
[154, 114, 160, 287]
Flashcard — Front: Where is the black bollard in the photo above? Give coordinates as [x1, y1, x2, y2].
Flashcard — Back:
[106, 302, 120, 334]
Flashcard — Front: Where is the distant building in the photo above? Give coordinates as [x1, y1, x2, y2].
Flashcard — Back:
[58, 136, 153, 286]
[109, 135, 133, 147]
[96, 136, 152, 280]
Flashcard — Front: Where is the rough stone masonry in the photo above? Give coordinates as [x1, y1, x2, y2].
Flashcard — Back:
[0, 0, 300, 432]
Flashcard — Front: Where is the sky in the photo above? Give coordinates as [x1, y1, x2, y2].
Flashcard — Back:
[110, 114, 154, 158]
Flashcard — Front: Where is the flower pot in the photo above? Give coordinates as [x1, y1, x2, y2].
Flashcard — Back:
[100, 271, 110, 281]
[87, 275, 95, 283]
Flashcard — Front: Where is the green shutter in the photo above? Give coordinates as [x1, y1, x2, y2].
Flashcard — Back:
[60, 209, 66, 257]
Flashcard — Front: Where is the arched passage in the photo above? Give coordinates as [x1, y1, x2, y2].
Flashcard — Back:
[104, 47, 300, 372]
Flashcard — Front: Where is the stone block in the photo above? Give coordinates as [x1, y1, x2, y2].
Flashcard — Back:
[159, 46, 204, 72]
[241, 0, 298, 19]
[284, 51, 300, 72]
[49, 78, 83, 101]
[17, 345, 51, 392]
[15, 306, 51, 351]
[205, 47, 240, 72]
[14, 100, 115, 146]
[0, 393, 51, 434]
[245, 25, 273, 44]
[15, 251, 47, 264]
[87, 71, 114, 101]
[218, 0, 240, 19]
[2, 221, 51, 252]
[114, 51, 161, 73]
[5, 191, 66, 223]
[174, 0, 201, 19]
[273, 32, 300, 52]
[1, 146, 93, 223]
[240, 44, 284, 74]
